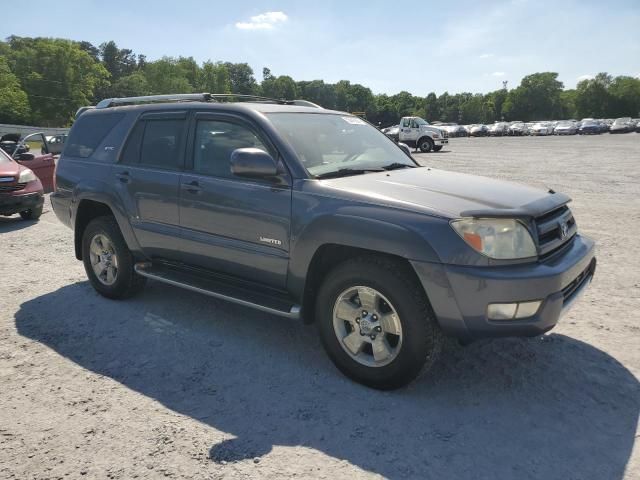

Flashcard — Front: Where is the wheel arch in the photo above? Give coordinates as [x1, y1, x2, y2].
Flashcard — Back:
[300, 244, 428, 324]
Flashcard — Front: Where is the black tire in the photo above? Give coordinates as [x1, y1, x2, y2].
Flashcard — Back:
[82, 216, 146, 299]
[316, 256, 443, 390]
[418, 137, 433, 153]
[19, 205, 43, 220]
[432, 145, 444, 152]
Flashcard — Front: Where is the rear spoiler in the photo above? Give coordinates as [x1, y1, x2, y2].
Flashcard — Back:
[75, 106, 95, 117]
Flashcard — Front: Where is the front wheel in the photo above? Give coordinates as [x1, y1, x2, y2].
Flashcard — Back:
[433, 145, 443, 152]
[418, 137, 434, 153]
[316, 256, 443, 390]
[82, 216, 146, 299]
[19, 205, 43, 220]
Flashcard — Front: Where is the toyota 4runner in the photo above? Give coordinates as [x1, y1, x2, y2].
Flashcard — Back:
[52, 93, 596, 389]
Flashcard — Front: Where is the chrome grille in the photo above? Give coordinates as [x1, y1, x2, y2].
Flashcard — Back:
[0, 182, 27, 193]
[535, 205, 577, 259]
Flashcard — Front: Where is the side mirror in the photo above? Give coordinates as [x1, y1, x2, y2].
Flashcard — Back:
[230, 148, 278, 179]
[397, 143, 412, 157]
[17, 152, 35, 161]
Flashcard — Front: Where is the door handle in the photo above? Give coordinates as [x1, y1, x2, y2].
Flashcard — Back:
[182, 181, 201, 193]
[116, 171, 130, 183]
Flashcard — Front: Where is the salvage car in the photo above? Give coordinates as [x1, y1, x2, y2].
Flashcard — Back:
[52, 93, 596, 390]
[578, 120, 601, 135]
[488, 122, 509, 136]
[553, 121, 578, 135]
[609, 117, 635, 134]
[530, 123, 554, 136]
[469, 124, 489, 137]
[0, 147, 45, 220]
[0, 133, 56, 192]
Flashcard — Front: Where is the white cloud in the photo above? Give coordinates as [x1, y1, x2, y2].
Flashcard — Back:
[236, 11, 288, 30]
[577, 74, 594, 81]
[478, 53, 494, 59]
[492, 71, 505, 77]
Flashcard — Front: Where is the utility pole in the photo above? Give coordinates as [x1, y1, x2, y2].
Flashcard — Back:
[502, 80, 508, 91]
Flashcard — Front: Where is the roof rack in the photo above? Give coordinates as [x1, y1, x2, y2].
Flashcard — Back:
[94, 93, 323, 109]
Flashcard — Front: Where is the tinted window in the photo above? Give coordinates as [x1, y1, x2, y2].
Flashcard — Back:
[119, 121, 145, 165]
[193, 120, 268, 178]
[65, 113, 125, 158]
[140, 119, 184, 170]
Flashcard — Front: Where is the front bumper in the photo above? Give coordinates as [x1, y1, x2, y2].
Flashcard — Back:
[0, 192, 44, 215]
[411, 234, 596, 340]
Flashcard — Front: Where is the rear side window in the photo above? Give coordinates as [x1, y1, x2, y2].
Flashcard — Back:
[139, 119, 185, 170]
[119, 121, 145, 165]
[65, 113, 125, 158]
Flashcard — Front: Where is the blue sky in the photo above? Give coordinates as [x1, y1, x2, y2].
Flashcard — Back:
[3, 0, 639, 95]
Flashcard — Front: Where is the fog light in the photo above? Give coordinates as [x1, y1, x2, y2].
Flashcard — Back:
[515, 301, 541, 318]
[488, 301, 542, 321]
[487, 303, 518, 320]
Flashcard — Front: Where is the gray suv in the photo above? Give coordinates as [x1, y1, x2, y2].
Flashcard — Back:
[51, 93, 596, 389]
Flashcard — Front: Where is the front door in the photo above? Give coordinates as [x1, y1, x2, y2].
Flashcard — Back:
[16, 133, 55, 193]
[179, 113, 291, 288]
[399, 118, 419, 145]
[113, 111, 187, 260]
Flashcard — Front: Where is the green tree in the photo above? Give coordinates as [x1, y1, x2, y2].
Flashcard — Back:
[223, 62, 258, 94]
[262, 74, 297, 100]
[198, 61, 231, 94]
[143, 57, 193, 94]
[503, 72, 564, 121]
[608, 76, 640, 117]
[5, 36, 109, 126]
[0, 56, 31, 123]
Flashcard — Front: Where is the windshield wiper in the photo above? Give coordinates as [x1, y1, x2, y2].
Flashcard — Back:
[381, 163, 416, 171]
[315, 168, 385, 179]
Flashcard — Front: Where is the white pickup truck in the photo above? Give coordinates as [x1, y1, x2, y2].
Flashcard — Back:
[398, 116, 449, 152]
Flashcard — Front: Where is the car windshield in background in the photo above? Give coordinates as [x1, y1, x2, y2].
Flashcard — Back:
[266, 113, 416, 177]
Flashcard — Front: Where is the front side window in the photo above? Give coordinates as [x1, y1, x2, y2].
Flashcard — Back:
[193, 120, 268, 178]
[139, 119, 185, 170]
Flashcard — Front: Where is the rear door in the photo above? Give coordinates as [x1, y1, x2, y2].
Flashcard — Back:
[16, 133, 55, 193]
[113, 111, 187, 260]
[178, 112, 292, 288]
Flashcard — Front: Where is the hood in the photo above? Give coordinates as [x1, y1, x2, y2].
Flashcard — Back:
[317, 167, 569, 219]
[0, 156, 21, 178]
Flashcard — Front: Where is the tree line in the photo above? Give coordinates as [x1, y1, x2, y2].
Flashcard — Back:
[1, 36, 639, 127]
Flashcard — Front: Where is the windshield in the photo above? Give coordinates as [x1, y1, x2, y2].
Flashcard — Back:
[613, 118, 631, 125]
[267, 113, 416, 177]
[0, 148, 13, 165]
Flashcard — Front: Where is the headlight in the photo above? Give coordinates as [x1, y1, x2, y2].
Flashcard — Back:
[18, 168, 37, 183]
[450, 218, 537, 259]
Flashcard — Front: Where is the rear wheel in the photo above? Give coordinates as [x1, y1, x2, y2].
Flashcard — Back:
[19, 205, 43, 220]
[316, 256, 443, 390]
[82, 216, 146, 299]
[418, 137, 434, 153]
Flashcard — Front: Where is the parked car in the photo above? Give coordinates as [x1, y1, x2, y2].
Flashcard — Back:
[553, 121, 578, 135]
[0, 147, 45, 220]
[52, 93, 596, 390]
[530, 123, 554, 136]
[508, 122, 528, 136]
[448, 124, 469, 137]
[381, 125, 399, 142]
[469, 124, 489, 137]
[635, 119, 640, 133]
[0, 133, 56, 192]
[488, 122, 509, 136]
[46, 134, 68, 155]
[578, 120, 601, 135]
[609, 117, 635, 134]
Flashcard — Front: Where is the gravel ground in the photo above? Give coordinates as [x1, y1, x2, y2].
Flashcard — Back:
[1, 134, 639, 480]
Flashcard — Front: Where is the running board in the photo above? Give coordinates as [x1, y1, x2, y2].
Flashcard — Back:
[134, 262, 301, 320]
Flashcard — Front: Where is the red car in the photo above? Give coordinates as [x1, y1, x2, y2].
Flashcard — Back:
[0, 132, 56, 193]
[0, 147, 45, 220]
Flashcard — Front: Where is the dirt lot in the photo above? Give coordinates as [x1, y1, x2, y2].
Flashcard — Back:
[1, 134, 639, 480]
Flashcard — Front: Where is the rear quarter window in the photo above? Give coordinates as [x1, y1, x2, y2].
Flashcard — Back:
[64, 112, 125, 158]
